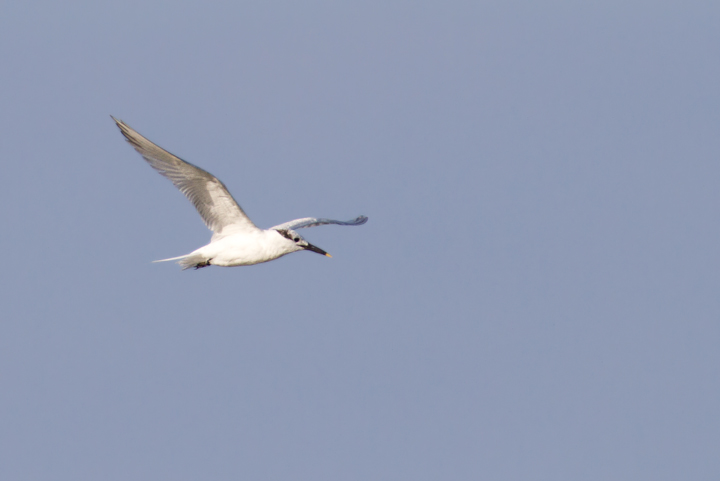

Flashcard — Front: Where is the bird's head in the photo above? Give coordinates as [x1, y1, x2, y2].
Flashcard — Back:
[274, 229, 331, 257]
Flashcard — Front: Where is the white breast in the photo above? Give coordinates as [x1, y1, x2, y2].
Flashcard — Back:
[191, 230, 292, 266]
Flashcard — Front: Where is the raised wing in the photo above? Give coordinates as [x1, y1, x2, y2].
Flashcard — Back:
[112, 116, 259, 237]
[271, 215, 368, 231]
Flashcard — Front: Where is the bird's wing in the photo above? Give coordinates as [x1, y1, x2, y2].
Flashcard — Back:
[271, 215, 368, 231]
[113, 116, 259, 237]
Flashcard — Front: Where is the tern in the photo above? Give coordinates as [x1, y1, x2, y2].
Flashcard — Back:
[112, 117, 368, 270]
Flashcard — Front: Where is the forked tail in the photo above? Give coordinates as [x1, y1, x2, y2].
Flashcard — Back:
[153, 254, 211, 270]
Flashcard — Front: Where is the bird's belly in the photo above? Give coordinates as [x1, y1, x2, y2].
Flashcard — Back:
[198, 236, 286, 266]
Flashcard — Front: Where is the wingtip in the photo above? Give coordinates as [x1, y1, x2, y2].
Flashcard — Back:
[110, 115, 125, 129]
[111, 116, 134, 141]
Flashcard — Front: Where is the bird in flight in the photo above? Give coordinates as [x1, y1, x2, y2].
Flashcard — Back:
[112, 117, 368, 270]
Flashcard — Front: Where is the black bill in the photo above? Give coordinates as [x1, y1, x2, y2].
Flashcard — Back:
[305, 243, 332, 257]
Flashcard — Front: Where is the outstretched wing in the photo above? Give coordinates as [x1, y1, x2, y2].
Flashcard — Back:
[271, 215, 368, 231]
[113, 116, 259, 237]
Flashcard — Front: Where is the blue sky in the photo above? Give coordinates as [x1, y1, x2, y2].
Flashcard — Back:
[1, 2, 720, 480]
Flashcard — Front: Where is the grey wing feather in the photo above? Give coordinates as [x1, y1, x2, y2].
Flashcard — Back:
[112, 116, 259, 236]
[271, 215, 368, 231]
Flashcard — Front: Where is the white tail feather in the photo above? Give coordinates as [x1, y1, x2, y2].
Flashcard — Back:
[153, 254, 210, 270]
[152, 255, 190, 263]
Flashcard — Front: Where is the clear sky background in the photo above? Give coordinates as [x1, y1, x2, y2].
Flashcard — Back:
[1, 2, 719, 480]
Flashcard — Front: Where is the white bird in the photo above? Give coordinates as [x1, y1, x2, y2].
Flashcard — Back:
[112, 117, 368, 270]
